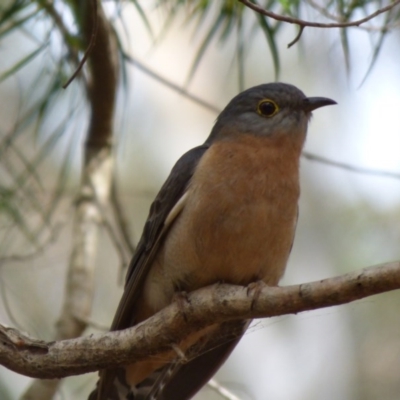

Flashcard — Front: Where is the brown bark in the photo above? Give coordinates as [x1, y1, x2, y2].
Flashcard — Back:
[21, 1, 119, 399]
[3, 261, 400, 380]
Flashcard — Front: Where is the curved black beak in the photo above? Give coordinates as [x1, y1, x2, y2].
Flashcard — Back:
[303, 97, 337, 112]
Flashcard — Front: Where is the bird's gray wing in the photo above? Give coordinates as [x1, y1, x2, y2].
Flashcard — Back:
[111, 144, 209, 331]
[90, 144, 209, 400]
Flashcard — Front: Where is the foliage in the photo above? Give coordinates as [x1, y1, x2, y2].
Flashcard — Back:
[0, 0, 398, 273]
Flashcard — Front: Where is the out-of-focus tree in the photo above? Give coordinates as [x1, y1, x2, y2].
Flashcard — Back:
[1, 1, 400, 399]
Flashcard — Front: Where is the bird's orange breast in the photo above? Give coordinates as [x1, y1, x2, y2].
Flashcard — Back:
[142, 133, 303, 315]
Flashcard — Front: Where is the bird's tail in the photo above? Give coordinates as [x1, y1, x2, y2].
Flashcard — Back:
[88, 368, 134, 400]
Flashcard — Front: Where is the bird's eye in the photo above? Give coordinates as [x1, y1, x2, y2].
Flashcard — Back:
[257, 99, 279, 117]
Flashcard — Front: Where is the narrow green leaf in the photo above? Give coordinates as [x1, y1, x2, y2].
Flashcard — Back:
[0, 45, 46, 83]
[186, 12, 225, 84]
[256, 12, 280, 80]
[340, 27, 350, 73]
[236, 18, 245, 91]
[0, 10, 37, 39]
[129, 0, 154, 39]
[0, 0, 31, 25]
[358, 10, 391, 87]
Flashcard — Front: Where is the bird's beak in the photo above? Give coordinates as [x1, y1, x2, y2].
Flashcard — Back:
[303, 97, 337, 112]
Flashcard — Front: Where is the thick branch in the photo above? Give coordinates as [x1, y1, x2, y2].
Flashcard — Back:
[2, 261, 400, 380]
[53, 0, 119, 342]
[22, 1, 119, 399]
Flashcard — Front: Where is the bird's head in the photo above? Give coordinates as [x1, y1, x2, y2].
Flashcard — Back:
[207, 83, 336, 144]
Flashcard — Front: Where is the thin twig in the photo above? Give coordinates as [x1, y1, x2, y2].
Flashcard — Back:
[239, 0, 400, 46]
[63, 0, 99, 89]
[302, 151, 400, 180]
[305, 0, 342, 22]
[239, 0, 400, 28]
[287, 25, 304, 48]
[306, 0, 400, 32]
[124, 54, 220, 114]
[208, 379, 242, 400]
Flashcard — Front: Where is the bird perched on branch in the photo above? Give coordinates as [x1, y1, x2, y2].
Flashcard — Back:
[89, 82, 336, 400]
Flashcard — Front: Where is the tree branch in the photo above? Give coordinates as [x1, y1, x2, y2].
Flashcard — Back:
[239, 0, 400, 46]
[302, 151, 400, 179]
[306, 0, 400, 32]
[21, 1, 119, 399]
[2, 261, 400, 380]
[239, 0, 400, 28]
[62, 0, 98, 89]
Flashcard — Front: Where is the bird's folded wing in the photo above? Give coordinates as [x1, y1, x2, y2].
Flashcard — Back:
[93, 144, 209, 399]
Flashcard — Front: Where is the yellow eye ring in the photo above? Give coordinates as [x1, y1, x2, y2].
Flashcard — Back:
[257, 99, 279, 117]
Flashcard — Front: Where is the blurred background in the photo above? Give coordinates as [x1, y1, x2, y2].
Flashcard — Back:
[1, 1, 400, 399]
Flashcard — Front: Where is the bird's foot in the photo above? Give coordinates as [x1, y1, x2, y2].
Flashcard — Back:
[247, 280, 267, 311]
[172, 291, 190, 322]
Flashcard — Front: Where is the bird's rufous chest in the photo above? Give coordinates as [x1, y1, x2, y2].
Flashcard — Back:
[162, 134, 301, 290]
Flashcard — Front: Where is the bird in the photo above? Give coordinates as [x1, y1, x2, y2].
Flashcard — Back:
[89, 82, 336, 400]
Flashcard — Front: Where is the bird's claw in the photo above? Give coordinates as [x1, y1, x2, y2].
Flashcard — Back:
[247, 280, 267, 311]
[173, 291, 190, 322]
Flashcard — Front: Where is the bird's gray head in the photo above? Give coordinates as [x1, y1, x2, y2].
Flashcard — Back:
[206, 83, 336, 144]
